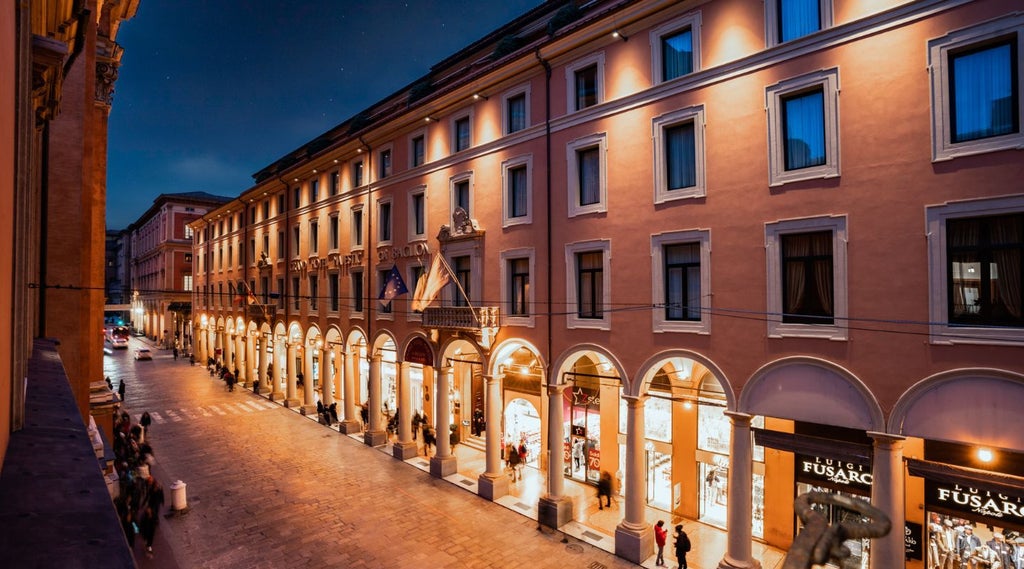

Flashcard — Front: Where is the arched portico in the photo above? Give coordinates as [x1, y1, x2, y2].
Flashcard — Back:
[363, 330, 398, 447]
[299, 325, 323, 416]
[391, 333, 435, 461]
[429, 337, 485, 478]
[338, 329, 368, 434]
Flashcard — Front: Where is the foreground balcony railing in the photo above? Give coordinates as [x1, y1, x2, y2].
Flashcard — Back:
[422, 306, 499, 330]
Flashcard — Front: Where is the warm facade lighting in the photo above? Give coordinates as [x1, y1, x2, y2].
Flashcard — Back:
[612, 30, 628, 41]
[977, 448, 994, 463]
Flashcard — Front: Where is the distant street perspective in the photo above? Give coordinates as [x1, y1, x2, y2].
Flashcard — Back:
[107, 336, 635, 569]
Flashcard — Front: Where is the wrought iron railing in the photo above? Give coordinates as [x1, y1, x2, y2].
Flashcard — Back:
[422, 306, 499, 330]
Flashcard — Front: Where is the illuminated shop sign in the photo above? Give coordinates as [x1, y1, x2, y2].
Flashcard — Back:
[795, 454, 873, 493]
[926, 481, 1024, 522]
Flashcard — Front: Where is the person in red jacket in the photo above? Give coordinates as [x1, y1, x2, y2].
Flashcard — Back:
[654, 520, 667, 566]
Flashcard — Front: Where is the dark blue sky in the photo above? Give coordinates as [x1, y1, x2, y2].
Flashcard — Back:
[107, 0, 544, 230]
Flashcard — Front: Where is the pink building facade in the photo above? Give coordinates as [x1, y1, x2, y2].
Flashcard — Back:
[191, 1, 1024, 566]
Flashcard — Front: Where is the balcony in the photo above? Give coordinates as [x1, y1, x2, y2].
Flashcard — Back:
[247, 303, 277, 323]
[422, 306, 498, 331]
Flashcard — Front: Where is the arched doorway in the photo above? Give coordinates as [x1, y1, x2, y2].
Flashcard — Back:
[504, 398, 541, 468]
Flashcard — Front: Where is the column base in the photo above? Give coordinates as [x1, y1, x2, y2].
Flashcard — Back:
[299, 404, 317, 416]
[429, 455, 458, 478]
[269, 391, 285, 402]
[718, 555, 762, 569]
[477, 472, 509, 501]
[364, 430, 387, 447]
[258, 387, 271, 395]
[283, 398, 300, 408]
[392, 441, 418, 460]
[615, 522, 653, 565]
[339, 420, 361, 434]
[538, 495, 573, 529]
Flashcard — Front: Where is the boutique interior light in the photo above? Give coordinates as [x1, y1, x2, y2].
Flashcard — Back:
[977, 447, 994, 463]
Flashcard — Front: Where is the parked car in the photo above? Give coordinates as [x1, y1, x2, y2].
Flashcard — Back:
[111, 337, 129, 349]
[134, 348, 152, 361]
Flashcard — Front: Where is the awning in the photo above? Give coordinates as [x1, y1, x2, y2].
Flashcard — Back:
[753, 428, 873, 466]
[906, 458, 1024, 498]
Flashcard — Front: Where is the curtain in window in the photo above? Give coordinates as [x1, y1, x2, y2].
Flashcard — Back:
[779, 0, 820, 43]
[992, 216, 1022, 318]
[578, 252, 603, 317]
[948, 219, 980, 318]
[666, 123, 696, 189]
[575, 66, 597, 109]
[783, 90, 826, 170]
[510, 167, 528, 217]
[508, 96, 526, 132]
[810, 233, 833, 316]
[784, 235, 808, 315]
[951, 43, 1015, 143]
[662, 29, 693, 81]
[578, 148, 600, 205]
[665, 243, 700, 320]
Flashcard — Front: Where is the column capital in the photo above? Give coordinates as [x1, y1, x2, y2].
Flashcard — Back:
[723, 410, 753, 426]
[545, 382, 569, 396]
[622, 394, 648, 407]
[867, 431, 906, 447]
[482, 374, 498, 384]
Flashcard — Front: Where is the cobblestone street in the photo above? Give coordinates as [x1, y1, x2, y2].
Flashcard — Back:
[108, 340, 636, 569]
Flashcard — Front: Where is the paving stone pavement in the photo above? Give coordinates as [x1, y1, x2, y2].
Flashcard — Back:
[108, 342, 638, 569]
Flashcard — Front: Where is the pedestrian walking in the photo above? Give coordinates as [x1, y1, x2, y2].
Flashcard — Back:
[507, 443, 521, 481]
[189, 353, 195, 366]
[117, 378, 126, 402]
[329, 402, 338, 424]
[654, 520, 667, 566]
[422, 424, 435, 456]
[597, 470, 613, 510]
[139, 411, 152, 442]
[172, 347, 178, 360]
[674, 524, 690, 569]
[132, 471, 165, 558]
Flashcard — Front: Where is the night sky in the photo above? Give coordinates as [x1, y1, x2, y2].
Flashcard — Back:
[106, 0, 545, 230]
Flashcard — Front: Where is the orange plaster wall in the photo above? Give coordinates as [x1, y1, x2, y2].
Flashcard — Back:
[0, 5, 16, 467]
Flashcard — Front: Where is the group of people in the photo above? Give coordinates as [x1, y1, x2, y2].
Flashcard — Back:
[316, 400, 339, 425]
[112, 407, 165, 559]
[654, 520, 691, 568]
[207, 358, 238, 391]
[504, 439, 529, 481]
[930, 515, 1024, 569]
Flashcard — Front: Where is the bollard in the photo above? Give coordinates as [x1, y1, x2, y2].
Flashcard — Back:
[169, 480, 188, 512]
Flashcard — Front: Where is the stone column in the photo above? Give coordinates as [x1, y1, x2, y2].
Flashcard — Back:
[478, 373, 509, 500]
[615, 395, 653, 563]
[254, 336, 267, 393]
[300, 343, 317, 415]
[242, 333, 253, 385]
[322, 347, 334, 410]
[285, 342, 298, 407]
[539, 382, 572, 529]
[226, 332, 235, 374]
[430, 366, 457, 478]
[393, 362, 417, 460]
[339, 349, 360, 434]
[869, 432, 906, 569]
[196, 327, 206, 362]
[718, 411, 761, 569]
[214, 329, 223, 363]
[235, 332, 245, 383]
[364, 353, 387, 446]
[271, 338, 284, 400]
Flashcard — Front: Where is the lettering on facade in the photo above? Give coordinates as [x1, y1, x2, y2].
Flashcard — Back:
[796, 455, 873, 491]
[930, 482, 1024, 520]
[289, 259, 307, 272]
[905, 520, 923, 560]
[376, 242, 430, 262]
[570, 387, 600, 407]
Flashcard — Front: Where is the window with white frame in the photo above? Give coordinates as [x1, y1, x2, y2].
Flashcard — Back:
[501, 249, 534, 326]
[351, 206, 363, 249]
[183, 274, 193, 292]
[765, 215, 847, 340]
[929, 16, 1023, 161]
[330, 171, 340, 196]
[502, 155, 532, 226]
[184, 225, 193, 239]
[379, 147, 392, 179]
[351, 270, 364, 315]
[566, 240, 611, 330]
[503, 87, 530, 134]
[409, 187, 426, 240]
[291, 225, 300, 258]
[409, 131, 426, 168]
[566, 53, 605, 112]
[309, 178, 319, 204]
[452, 256, 471, 308]
[309, 219, 319, 254]
[329, 215, 339, 250]
[926, 194, 1024, 345]
[377, 268, 394, 316]
[766, 0, 833, 47]
[766, 67, 840, 186]
[653, 105, 706, 203]
[453, 114, 472, 153]
[328, 273, 339, 312]
[450, 173, 473, 224]
[378, 199, 392, 243]
[651, 230, 711, 334]
[650, 12, 701, 84]
[566, 133, 607, 217]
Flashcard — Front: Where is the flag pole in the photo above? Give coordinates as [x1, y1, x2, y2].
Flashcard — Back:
[434, 253, 480, 326]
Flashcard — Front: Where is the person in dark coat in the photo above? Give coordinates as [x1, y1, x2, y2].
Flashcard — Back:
[117, 379, 126, 402]
[597, 471, 613, 510]
[674, 524, 690, 569]
[133, 472, 165, 558]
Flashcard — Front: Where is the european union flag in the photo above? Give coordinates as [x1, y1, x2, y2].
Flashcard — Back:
[378, 264, 409, 307]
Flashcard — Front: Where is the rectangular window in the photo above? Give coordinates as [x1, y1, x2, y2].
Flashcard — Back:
[379, 148, 392, 179]
[947, 213, 1023, 327]
[379, 201, 392, 242]
[662, 27, 693, 81]
[378, 270, 393, 314]
[766, 68, 840, 186]
[950, 40, 1018, 143]
[262, 200, 270, 220]
[411, 191, 425, 237]
[262, 234, 269, 258]
[506, 93, 527, 134]
[408, 265, 424, 315]
[249, 207, 256, 224]
[352, 208, 363, 247]
[566, 133, 607, 217]
[330, 172, 340, 196]
[329, 273, 339, 312]
[781, 231, 834, 325]
[777, 0, 821, 43]
[277, 231, 284, 260]
[782, 88, 826, 171]
[576, 251, 604, 319]
[454, 178, 471, 216]
[665, 243, 701, 321]
[260, 276, 269, 304]
[508, 165, 528, 218]
[183, 274, 193, 292]
[250, 238, 256, 262]
[577, 147, 600, 206]
[329, 216, 339, 249]
[509, 258, 530, 316]
[351, 271, 364, 314]
[277, 278, 285, 309]
[291, 225, 300, 257]
[352, 160, 364, 187]
[455, 117, 471, 152]
[574, 64, 598, 110]
[309, 179, 319, 203]
[277, 194, 285, 215]
[665, 122, 697, 190]
[310, 220, 319, 254]
[293, 187, 301, 209]
[184, 225, 193, 239]
[291, 277, 301, 310]
[453, 256, 471, 307]
[411, 135, 425, 167]
[309, 276, 318, 311]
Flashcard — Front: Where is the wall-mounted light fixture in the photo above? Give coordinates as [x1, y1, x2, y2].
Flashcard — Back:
[473, 93, 488, 101]
[424, 116, 437, 123]
[977, 447, 995, 463]
[612, 30, 628, 42]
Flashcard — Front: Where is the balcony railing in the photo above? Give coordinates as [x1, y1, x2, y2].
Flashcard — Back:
[247, 303, 277, 322]
[422, 306, 498, 330]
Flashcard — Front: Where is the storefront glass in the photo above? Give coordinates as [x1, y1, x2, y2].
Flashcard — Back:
[796, 483, 869, 569]
[564, 384, 601, 483]
[409, 366, 424, 416]
[504, 398, 541, 467]
[618, 395, 673, 509]
[697, 404, 764, 536]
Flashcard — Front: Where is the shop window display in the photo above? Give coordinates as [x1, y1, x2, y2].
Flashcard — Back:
[796, 484, 870, 569]
[696, 404, 765, 537]
[504, 398, 541, 467]
[564, 384, 601, 483]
